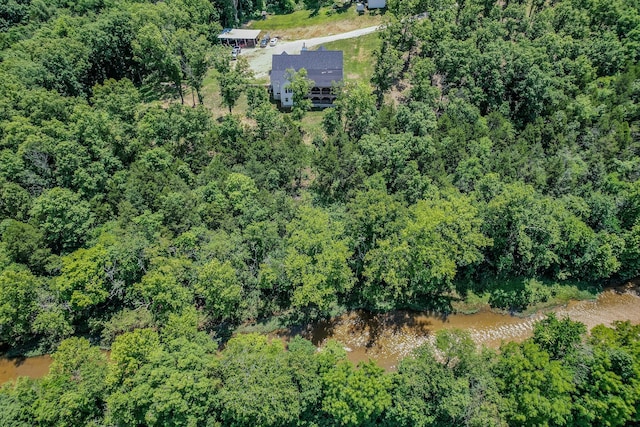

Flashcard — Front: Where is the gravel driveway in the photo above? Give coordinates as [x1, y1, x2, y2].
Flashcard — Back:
[242, 25, 380, 79]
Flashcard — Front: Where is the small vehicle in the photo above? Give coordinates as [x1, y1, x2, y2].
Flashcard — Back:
[231, 46, 241, 59]
[269, 37, 278, 47]
[260, 35, 270, 48]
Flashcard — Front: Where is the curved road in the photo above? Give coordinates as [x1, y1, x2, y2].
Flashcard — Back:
[242, 25, 380, 78]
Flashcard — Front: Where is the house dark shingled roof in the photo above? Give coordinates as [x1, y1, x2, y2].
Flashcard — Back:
[271, 48, 343, 87]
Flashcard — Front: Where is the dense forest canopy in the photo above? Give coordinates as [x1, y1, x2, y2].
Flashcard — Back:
[0, 0, 640, 424]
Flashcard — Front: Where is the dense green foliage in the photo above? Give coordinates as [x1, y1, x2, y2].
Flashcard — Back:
[1, 0, 640, 423]
[0, 0, 638, 345]
[2, 317, 640, 426]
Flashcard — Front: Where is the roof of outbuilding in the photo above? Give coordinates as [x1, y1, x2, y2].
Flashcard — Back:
[218, 29, 261, 40]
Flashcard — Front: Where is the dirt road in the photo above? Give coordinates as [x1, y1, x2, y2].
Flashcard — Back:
[242, 25, 380, 79]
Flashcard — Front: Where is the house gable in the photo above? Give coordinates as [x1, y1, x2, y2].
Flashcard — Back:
[270, 48, 343, 107]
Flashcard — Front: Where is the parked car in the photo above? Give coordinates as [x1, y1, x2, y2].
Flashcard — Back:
[260, 35, 270, 48]
[231, 46, 241, 59]
[269, 37, 278, 47]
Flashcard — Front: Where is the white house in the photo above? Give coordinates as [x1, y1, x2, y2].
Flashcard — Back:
[270, 48, 343, 108]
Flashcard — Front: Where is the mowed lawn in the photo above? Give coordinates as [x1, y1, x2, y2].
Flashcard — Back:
[315, 32, 380, 82]
[246, 5, 383, 40]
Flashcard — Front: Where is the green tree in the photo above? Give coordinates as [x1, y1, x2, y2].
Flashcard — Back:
[321, 360, 392, 427]
[480, 182, 617, 280]
[101, 307, 154, 346]
[133, 23, 185, 103]
[106, 321, 218, 427]
[132, 263, 193, 320]
[278, 205, 354, 318]
[219, 57, 252, 113]
[371, 40, 403, 107]
[31, 305, 75, 348]
[217, 333, 300, 427]
[0, 376, 39, 427]
[106, 328, 162, 386]
[0, 266, 40, 346]
[334, 81, 377, 141]
[91, 78, 140, 125]
[0, 219, 50, 270]
[354, 132, 435, 202]
[386, 342, 503, 427]
[194, 258, 242, 321]
[34, 337, 107, 427]
[345, 181, 407, 285]
[364, 193, 490, 309]
[54, 244, 113, 312]
[573, 322, 640, 426]
[286, 67, 312, 120]
[532, 314, 586, 361]
[494, 341, 574, 426]
[25, 36, 91, 96]
[409, 57, 439, 104]
[288, 336, 323, 423]
[29, 187, 93, 254]
[0, 182, 31, 222]
[175, 29, 211, 106]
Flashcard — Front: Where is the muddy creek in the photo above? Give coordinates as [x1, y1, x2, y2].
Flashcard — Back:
[0, 354, 52, 384]
[3, 287, 640, 382]
[276, 287, 640, 370]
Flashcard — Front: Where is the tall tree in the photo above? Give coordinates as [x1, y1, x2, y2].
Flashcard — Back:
[29, 187, 93, 254]
[218, 57, 252, 113]
[286, 67, 313, 120]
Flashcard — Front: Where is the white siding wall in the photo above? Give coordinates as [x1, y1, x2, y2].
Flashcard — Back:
[281, 83, 293, 107]
[273, 81, 282, 100]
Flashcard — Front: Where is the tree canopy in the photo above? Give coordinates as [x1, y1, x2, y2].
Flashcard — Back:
[1, 0, 640, 424]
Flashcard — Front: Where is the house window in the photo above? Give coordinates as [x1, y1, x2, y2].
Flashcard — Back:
[285, 87, 293, 93]
[285, 97, 289, 103]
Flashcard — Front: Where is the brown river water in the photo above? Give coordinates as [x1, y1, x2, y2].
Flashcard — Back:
[2, 286, 640, 383]
[275, 285, 640, 370]
[0, 354, 51, 385]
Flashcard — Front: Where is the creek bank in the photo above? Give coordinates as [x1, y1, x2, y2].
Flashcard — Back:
[274, 284, 640, 370]
[3, 284, 639, 382]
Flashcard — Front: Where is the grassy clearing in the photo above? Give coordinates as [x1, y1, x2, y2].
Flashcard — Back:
[249, 6, 357, 30]
[521, 282, 599, 315]
[316, 31, 380, 82]
[234, 316, 286, 335]
[197, 65, 331, 128]
[197, 8, 378, 123]
[246, 5, 383, 40]
[300, 110, 326, 144]
[451, 291, 490, 314]
[199, 67, 256, 120]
